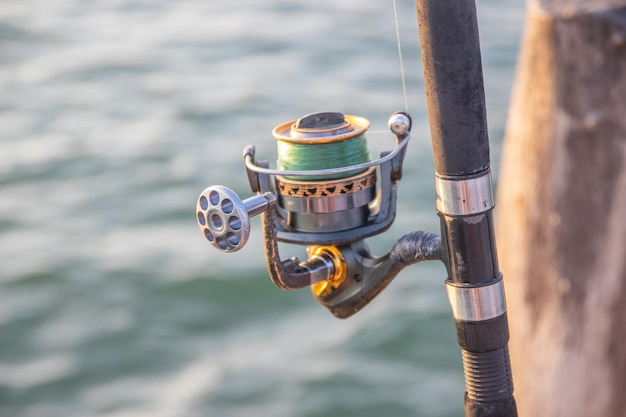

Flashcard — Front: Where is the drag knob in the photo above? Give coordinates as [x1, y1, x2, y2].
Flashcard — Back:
[196, 186, 272, 253]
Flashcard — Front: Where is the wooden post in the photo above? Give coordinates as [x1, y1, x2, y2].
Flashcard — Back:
[496, 1, 626, 416]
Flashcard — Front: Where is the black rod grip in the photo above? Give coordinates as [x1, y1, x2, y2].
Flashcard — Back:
[439, 212, 499, 285]
[455, 314, 510, 353]
[461, 347, 514, 403]
[416, 0, 490, 177]
[465, 394, 518, 417]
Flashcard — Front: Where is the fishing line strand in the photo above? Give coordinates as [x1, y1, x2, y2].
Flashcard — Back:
[276, 135, 370, 180]
[392, 0, 409, 114]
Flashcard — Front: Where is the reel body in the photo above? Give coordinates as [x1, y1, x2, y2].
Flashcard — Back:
[197, 111, 440, 318]
[274, 167, 376, 233]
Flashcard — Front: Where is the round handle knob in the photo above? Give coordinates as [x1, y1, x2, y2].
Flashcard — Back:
[196, 186, 271, 253]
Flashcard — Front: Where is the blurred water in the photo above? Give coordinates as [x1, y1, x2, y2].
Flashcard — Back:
[0, 1, 524, 416]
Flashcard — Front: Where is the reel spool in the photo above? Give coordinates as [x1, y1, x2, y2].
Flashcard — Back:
[272, 112, 376, 233]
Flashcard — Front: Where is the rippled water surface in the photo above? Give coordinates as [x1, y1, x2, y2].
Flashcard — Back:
[0, 1, 524, 416]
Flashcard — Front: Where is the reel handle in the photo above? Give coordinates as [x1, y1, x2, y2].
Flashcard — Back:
[196, 186, 273, 253]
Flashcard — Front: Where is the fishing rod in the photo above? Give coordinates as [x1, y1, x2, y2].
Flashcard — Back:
[195, 0, 517, 415]
[415, 0, 517, 415]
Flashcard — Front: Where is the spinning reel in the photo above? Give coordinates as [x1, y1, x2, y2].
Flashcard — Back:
[196, 111, 441, 318]
[196, 2, 517, 412]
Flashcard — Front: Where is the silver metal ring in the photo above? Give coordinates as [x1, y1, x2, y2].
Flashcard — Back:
[275, 167, 377, 213]
[435, 173, 494, 216]
[445, 277, 506, 322]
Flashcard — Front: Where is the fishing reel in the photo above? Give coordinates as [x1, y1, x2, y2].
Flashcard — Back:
[196, 111, 441, 318]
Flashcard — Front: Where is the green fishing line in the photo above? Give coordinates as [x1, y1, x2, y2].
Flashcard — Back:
[277, 134, 370, 180]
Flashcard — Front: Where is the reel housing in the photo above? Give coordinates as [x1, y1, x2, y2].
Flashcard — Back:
[196, 111, 441, 318]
